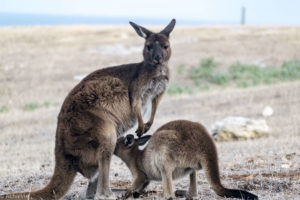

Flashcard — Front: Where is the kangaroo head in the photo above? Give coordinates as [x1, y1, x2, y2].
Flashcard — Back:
[130, 19, 176, 66]
[114, 134, 151, 161]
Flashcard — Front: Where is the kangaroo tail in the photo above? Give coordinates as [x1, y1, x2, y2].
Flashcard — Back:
[1, 154, 77, 200]
[201, 139, 258, 200]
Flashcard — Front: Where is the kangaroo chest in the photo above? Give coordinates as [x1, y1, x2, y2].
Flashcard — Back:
[141, 75, 168, 114]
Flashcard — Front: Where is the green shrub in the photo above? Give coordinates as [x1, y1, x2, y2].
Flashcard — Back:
[211, 72, 231, 85]
[188, 57, 217, 82]
[0, 106, 8, 113]
[24, 102, 40, 111]
[167, 84, 193, 95]
[177, 64, 185, 75]
[229, 61, 300, 88]
[280, 60, 300, 81]
[168, 58, 300, 96]
[23, 101, 59, 111]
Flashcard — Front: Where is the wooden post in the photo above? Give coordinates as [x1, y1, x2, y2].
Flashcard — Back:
[241, 6, 246, 25]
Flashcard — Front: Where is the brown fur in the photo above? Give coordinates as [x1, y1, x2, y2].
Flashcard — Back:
[1, 19, 176, 200]
[114, 120, 258, 200]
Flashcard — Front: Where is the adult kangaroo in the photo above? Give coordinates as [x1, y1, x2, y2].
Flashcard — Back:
[1, 19, 176, 200]
[114, 120, 259, 200]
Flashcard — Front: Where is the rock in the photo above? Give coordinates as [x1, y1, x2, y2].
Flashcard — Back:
[281, 164, 290, 169]
[210, 117, 270, 141]
[262, 106, 274, 117]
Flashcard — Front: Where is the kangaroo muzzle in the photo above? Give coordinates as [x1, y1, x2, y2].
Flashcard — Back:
[152, 43, 163, 65]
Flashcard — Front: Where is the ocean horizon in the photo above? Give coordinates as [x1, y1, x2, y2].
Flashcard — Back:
[0, 12, 238, 27]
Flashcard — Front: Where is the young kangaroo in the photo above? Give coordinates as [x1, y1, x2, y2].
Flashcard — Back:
[1, 19, 176, 200]
[114, 120, 259, 200]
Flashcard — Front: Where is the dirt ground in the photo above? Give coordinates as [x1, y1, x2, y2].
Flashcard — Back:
[0, 25, 299, 199]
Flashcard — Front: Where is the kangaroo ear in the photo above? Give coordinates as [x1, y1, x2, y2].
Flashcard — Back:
[124, 134, 135, 147]
[129, 21, 152, 39]
[137, 135, 151, 146]
[160, 18, 176, 37]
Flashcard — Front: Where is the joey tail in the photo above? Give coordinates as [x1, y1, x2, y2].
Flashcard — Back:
[201, 144, 258, 200]
[222, 189, 259, 200]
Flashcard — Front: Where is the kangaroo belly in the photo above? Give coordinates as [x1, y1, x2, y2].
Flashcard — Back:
[146, 167, 194, 181]
[172, 167, 194, 179]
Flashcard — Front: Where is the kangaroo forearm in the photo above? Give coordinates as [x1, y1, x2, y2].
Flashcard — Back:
[132, 100, 144, 126]
[148, 93, 164, 124]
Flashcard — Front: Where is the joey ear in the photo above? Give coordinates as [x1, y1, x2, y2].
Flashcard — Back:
[160, 18, 176, 37]
[129, 21, 152, 39]
[137, 135, 151, 146]
[124, 134, 135, 147]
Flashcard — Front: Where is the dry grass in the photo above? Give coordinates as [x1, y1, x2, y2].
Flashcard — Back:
[0, 25, 299, 199]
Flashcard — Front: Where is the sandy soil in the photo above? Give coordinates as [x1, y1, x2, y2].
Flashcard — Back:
[0, 25, 299, 199]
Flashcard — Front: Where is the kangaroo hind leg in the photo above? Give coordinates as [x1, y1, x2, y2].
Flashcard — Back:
[188, 170, 198, 197]
[161, 165, 174, 199]
[84, 167, 99, 199]
[94, 123, 117, 200]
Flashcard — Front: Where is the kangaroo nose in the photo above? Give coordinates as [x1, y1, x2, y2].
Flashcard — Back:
[154, 55, 162, 63]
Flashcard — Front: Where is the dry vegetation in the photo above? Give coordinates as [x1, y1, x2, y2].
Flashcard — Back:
[0, 25, 299, 199]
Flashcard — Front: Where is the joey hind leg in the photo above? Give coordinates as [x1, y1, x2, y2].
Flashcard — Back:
[161, 166, 174, 199]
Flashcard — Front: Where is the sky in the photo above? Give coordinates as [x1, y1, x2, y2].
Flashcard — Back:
[1, 0, 300, 25]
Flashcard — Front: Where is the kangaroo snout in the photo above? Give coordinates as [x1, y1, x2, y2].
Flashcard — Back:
[152, 43, 163, 64]
[153, 54, 163, 64]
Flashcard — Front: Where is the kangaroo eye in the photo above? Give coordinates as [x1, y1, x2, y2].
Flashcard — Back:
[146, 45, 152, 51]
[164, 45, 169, 49]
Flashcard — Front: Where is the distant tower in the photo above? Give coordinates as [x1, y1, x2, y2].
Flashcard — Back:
[241, 6, 246, 25]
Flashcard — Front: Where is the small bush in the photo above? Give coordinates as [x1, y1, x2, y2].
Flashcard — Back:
[24, 102, 40, 111]
[229, 61, 300, 88]
[188, 57, 217, 82]
[177, 64, 185, 75]
[280, 60, 300, 81]
[23, 101, 59, 111]
[168, 58, 300, 96]
[167, 84, 193, 96]
[0, 106, 8, 113]
[211, 72, 231, 85]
